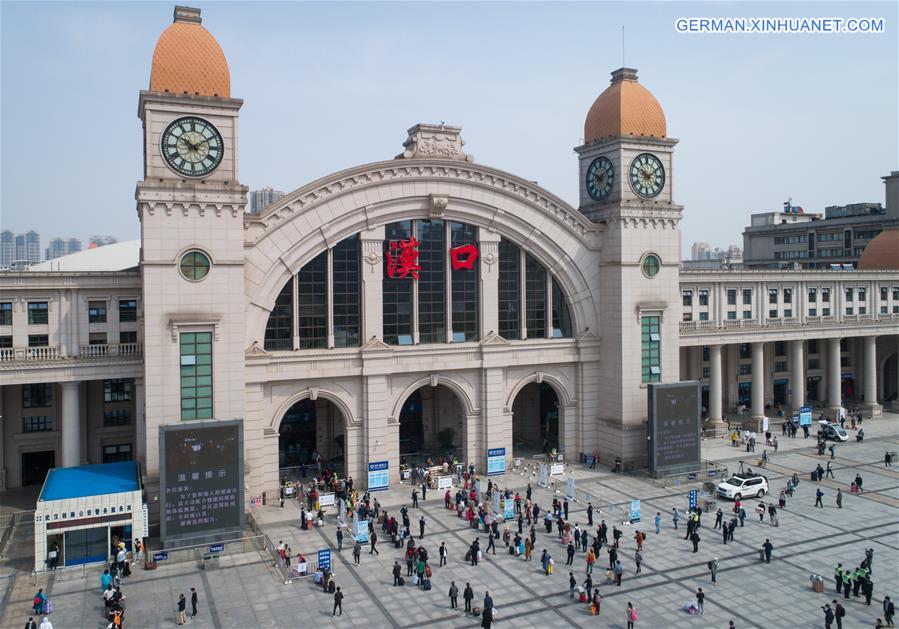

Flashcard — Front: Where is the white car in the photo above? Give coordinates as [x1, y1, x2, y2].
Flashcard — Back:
[716, 474, 769, 501]
[818, 421, 849, 442]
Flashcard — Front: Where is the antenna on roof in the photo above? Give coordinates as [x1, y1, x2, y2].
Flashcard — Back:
[621, 26, 625, 66]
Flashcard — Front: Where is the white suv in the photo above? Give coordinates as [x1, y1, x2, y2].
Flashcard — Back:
[716, 474, 769, 500]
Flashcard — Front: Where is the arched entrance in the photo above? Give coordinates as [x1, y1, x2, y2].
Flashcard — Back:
[279, 398, 346, 475]
[399, 385, 465, 467]
[512, 382, 560, 457]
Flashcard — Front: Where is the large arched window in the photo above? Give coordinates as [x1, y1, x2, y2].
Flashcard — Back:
[264, 234, 361, 351]
[498, 238, 573, 340]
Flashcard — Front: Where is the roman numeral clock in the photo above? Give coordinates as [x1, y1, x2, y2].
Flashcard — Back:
[629, 152, 665, 199]
[161, 116, 224, 177]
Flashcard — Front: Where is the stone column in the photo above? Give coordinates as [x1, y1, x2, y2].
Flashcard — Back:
[862, 336, 882, 417]
[481, 366, 510, 473]
[0, 386, 5, 491]
[791, 340, 805, 414]
[708, 344, 723, 425]
[363, 374, 398, 487]
[751, 342, 765, 427]
[828, 338, 842, 417]
[133, 377, 146, 466]
[61, 381, 81, 467]
[360, 226, 385, 343]
[477, 230, 501, 339]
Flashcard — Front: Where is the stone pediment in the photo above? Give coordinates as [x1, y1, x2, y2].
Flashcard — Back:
[481, 331, 510, 346]
[246, 341, 269, 356]
[396, 123, 474, 163]
[360, 336, 392, 351]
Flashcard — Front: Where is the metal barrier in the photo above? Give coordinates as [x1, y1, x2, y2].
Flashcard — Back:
[148, 534, 265, 567]
[645, 461, 729, 488]
[246, 511, 298, 584]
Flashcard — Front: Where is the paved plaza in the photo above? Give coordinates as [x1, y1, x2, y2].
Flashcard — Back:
[2, 415, 897, 629]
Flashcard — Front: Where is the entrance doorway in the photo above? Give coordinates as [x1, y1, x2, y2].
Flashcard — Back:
[279, 398, 346, 475]
[773, 379, 788, 406]
[399, 385, 465, 466]
[64, 526, 107, 566]
[884, 353, 898, 403]
[512, 382, 560, 457]
[807, 376, 821, 403]
[21, 450, 55, 486]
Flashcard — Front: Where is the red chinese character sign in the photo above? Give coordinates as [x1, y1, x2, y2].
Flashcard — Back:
[451, 243, 479, 271]
[386, 238, 421, 279]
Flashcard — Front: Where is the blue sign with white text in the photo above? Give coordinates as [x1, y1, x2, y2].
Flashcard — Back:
[800, 405, 812, 427]
[630, 499, 641, 523]
[153, 551, 168, 562]
[689, 489, 698, 511]
[368, 461, 389, 491]
[209, 543, 224, 553]
[487, 448, 506, 476]
[317, 548, 331, 571]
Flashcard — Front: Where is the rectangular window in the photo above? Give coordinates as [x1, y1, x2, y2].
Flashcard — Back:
[699, 312, 709, 321]
[739, 344, 750, 359]
[88, 301, 107, 323]
[739, 364, 752, 375]
[742, 289, 752, 305]
[525, 254, 547, 339]
[783, 288, 792, 304]
[118, 299, 137, 322]
[119, 330, 137, 344]
[450, 222, 479, 342]
[822, 288, 831, 303]
[0, 302, 11, 326]
[809, 308, 817, 317]
[180, 331, 213, 420]
[846, 307, 854, 315]
[104, 379, 132, 402]
[808, 340, 818, 354]
[784, 309, 792, 318]
[417, 220, 446, 344]
[809, 358, 819, 370]
[727, 289, 737, 305]
[858, 288, 866, 301]
[893, 288, 899, 301]
[742, 310, 752, 319]
[845, 288, 854, 301]
[551, 278, 572, 338]
[768, 289, 778, 304]
[23, 383, 54, 408]
[698, 290, 709, 306]
[641, 315, 661, 383]
[702, 346, 710, 362]
[775, 361, 787, 372]
[498, 239, 521, 340]
[0, 335, 11, 348]
[383, 221, 414, 346]
[822, 307, 831, 316]
[881, 305, 888, 315]
[808, 288, 817, 303]
[23, 416, 53, 432]
[28, 334, 48, 347]
[28, 302, 48, 325]
[682, 290, 693, 307]
[103, 409, 131, 426]
[102, 444, 132, 463]
[297, 250, 328, 349]
[727, 311, 736, 320]
[702, 367, 710, 379]
[89, 332, 107, 345]
[774, 341, 786, 356]
[332, 234, 361, 348]
[881, 287, 888, 301]
[264, 280, 293, 351]
[859, 306, 866, 315]
[768, 309, 778, 319]
[682, 312, 692, 322]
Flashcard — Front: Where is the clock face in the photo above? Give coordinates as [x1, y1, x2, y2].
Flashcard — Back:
[160, 116, 224, 177]
[629, 153, 665, 199]
[585, 156, 614, 201]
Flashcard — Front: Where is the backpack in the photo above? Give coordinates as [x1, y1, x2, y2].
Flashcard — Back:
[707, 561, 713, 570]
[33, 595, 42, 606]
[629, 608, 638, 621]
[425, 565, 432, 578]
[836, 606, 845, 618]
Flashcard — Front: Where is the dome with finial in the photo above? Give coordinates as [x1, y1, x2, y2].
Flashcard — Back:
[149, 6, 230, 98]
[856, 228, 899, 270]
[584, 68, 666, 144]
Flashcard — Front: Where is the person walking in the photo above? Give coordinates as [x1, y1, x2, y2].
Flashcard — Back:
[439, 542, 447, 567]
[486, 532, 496, 555]
[463, 583, 474, 612]
[566, 542, 575, 566]
[190, 587, 198, 619]
[569, 572, 577, 599]
[823, 603, 835, 629]
[38, 619, 52, 629]
[762, 539, 773, 563]
[834, 600, 846, 629]
[353, 540, 362, 565]
[886, 452, 893, 468]
[541, 549, 551, 575]
[626, 602, 638, 629]
[854, 474, 864, 492]
[690, 530, 701, 553]
[421, 481, 427, 502]
[654, 512, 661, 534]
[25, 618, 37, 629]
[883, 596, 894, 627]
[836, 489, 843, 509]
[369, 530, 379, 554]
[332, 587, 343, 616]
[614, 559, 623, 586]
[392, 561, 402, 586]
[709, 557, 718, 585]
[449, 581, 459, 609]
[634, 549, 643, 575]
[714, 509, 723, 529]
[419, 516, 426, 539]
[412, 489, 419, 508]
[696, 588, 705, 615]
[177, 593, 187, 625]
[815, 488, 824, 508]
[587, 502, 594, 526]
[336, 527, 344, 552]
[826, 461, 835, 478]
[672, 507, 680, 530]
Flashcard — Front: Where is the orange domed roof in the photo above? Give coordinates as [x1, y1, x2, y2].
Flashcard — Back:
[856, 228, 899, 270]
[584, 68, 666, 144]
[150, 7, 230, 98]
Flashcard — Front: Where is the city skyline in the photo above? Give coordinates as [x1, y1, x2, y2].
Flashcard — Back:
[1, 2, 896, 249]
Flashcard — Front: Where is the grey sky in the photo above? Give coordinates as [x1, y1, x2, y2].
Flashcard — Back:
[2, 1, 896, 253]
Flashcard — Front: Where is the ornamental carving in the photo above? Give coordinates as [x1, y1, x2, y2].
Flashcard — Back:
[398, 123, 474, 163]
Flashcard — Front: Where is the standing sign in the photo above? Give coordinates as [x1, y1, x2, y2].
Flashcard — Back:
[317, 548, 331, 571]
[338, 499, 346, 525]
[492, 491, 500, 516]
[503, 499, 515, 520]
[319, 493, 335, 507]
[566, 476, 575, 499]
[688, 489, 698, 511]
[437, 476, 453, 490]
[141, 504, 149, 538]
[550, 463, 565, 476]
[538, 464, 548, 488]
[799, 405, 812, 426]
[762, 416, 769, 432]
[368, 461, 389, 491]
[487, 448, 506, 476]
[353, 518, 369, 543]
[629, 499, 641, 523]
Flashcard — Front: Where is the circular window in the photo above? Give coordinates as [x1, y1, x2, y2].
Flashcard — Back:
[179, 250, 211, 281]
[641, 253, 661, 278]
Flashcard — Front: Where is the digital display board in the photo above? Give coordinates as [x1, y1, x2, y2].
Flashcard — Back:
[160, 419, 244, 544]
[647, 381, 701, 475]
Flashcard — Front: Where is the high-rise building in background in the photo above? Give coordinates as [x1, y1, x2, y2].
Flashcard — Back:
[249, 186, 285, 213]
[0, 230, 14, 267]
[691, 241, 711, 260]
[46, 237, 83, 260]
[14, 231, 40, 263]
[89, 235, 118, 248]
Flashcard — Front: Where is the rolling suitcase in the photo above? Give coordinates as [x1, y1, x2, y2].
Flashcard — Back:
[44, 600, 53, 614]
[398, 576, 405, 586]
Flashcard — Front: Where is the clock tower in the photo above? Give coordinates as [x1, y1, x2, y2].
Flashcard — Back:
[136, 6, 248, 513]
[576, 68, 683, 465]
